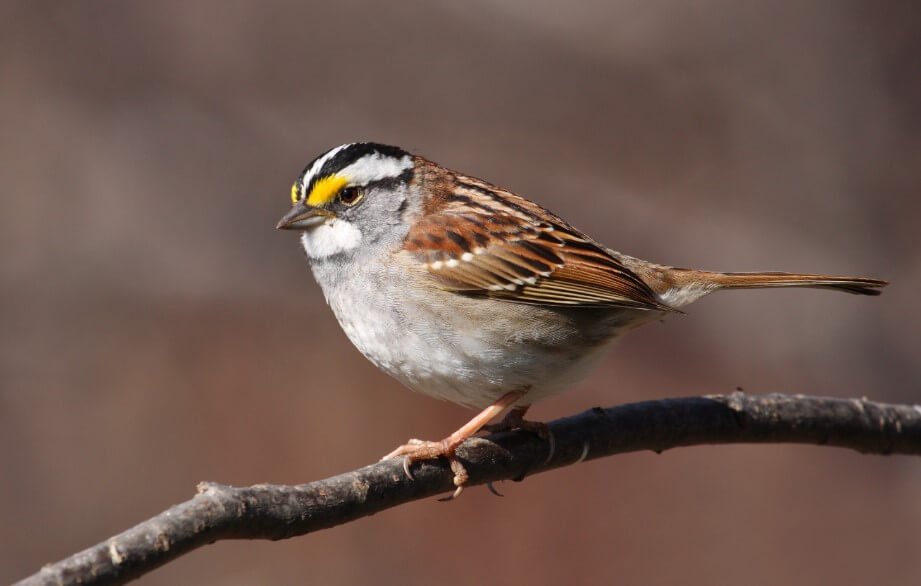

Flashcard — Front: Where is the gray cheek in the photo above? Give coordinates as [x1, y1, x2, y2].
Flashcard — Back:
[355, 199, 412, 250]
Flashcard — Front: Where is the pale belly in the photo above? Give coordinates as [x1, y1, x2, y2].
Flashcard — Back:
[325, 274, 657, 409]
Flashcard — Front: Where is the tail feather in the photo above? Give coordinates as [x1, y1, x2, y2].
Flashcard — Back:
[708, 271, 887, 296]
[633, 266, 888, 309]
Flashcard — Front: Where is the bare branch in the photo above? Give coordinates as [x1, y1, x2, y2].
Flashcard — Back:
[17, 392, 921, 586]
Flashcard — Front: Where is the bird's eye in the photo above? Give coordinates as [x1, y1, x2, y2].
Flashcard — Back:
[339, 187, 364, 206]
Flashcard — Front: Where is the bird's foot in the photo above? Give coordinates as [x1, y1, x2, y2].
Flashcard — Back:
[381, 391, 526, 500]
[383, 438, 469, 499]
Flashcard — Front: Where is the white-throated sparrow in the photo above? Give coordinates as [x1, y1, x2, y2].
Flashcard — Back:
[277, 142, 886, 494]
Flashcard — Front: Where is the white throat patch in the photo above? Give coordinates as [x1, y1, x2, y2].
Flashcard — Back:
[300, 219, 363, 259]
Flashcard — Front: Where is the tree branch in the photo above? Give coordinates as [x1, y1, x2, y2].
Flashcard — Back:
[17, 392, 921, 586]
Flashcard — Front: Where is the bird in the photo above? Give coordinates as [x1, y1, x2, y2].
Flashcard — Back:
[277, 142, 886, 495]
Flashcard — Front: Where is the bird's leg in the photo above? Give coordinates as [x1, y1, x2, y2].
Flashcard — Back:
[483, 405, 555, 463]
[483, 405, 535, 433]
[383, 390, 524, 496]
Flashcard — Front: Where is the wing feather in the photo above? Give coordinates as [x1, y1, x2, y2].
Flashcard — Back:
[404, 175, 673, 311]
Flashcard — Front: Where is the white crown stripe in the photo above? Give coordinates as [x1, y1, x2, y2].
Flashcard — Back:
[301, 143, 351, 192]
[339, 154, 413, 186]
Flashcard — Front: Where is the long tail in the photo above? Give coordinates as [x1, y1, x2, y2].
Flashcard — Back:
[704, 271, 887, 296]
[628, 263, 888, 309]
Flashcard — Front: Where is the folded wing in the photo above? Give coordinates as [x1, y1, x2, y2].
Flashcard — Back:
[403, 176, 672, 311]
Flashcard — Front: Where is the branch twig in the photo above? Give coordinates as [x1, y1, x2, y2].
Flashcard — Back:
[18, 392, 921, 586]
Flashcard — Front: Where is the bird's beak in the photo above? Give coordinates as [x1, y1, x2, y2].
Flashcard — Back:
[276, 201, 335, 230]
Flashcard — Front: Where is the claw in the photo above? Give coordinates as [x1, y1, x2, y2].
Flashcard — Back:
[542, 430, 556, 465]
[575, 440, 590, 464]
[438, 485, 464, 501]
[449, 457, 468, 485]
[438, 460, 469, 500]
[402, 456, 414, 480]
[486, 481, 504, 497]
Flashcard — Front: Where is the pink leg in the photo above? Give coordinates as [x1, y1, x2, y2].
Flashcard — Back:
[383, 391, 525, 497]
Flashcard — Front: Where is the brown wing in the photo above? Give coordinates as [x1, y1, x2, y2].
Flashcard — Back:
[404, 174, 673, 311]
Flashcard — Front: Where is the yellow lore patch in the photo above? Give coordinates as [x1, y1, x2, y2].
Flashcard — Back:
[307, 175, 349, 207]
[290, 183, 299, 204]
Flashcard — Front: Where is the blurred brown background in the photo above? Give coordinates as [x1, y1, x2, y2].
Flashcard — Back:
[2, 1, 919, 584]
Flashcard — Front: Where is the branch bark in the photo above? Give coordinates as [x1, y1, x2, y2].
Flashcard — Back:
[17, 392, 921, 586]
